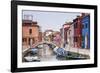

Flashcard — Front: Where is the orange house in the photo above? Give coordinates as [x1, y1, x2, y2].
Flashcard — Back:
[22, 20, 42, 47]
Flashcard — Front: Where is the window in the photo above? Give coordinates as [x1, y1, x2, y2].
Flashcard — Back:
[74, 23, 77, 28]
[82, 24, 84, 29]
[85, 23, 88, 28]
[82, 36, 84, 41]
[74, 37, 78, 42]
[28, 38, 31, 45]
[22, 38, 27, 42]
[29, 29, 32, 34]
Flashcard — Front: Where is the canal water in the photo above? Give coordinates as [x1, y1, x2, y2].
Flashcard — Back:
[38, 44, 59, 61]
[23, 43, 89, 62]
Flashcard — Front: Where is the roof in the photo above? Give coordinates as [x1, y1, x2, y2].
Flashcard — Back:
[22, 20, 39, 27]
[22, 20, 32, 24]
[63, 22, 72, 26]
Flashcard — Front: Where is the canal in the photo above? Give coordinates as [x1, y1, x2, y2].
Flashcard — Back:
[23, 43, 90, 62]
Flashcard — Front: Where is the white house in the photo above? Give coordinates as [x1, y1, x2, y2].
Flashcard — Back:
[67, 23, 74, 48]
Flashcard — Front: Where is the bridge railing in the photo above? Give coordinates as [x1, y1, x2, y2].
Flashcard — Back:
[33, 41, 58, 48]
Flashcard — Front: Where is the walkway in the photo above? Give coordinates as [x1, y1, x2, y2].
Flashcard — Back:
[65, 47, 90, 55]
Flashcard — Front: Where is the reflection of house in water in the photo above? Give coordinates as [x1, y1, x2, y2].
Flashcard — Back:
[22, 20, 42, 47]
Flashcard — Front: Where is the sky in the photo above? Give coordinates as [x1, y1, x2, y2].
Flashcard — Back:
[22, 10, 81, 32]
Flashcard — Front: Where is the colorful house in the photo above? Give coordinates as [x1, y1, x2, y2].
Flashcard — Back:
[73, 16, 82, 48]
[53, 31, 62, 47]
[81, 14, 90, 49]
[62, 22, 71, 45]
[22, 20, 41, 47]
[44, 30, 54, 42]
[67, 22, 74, 48]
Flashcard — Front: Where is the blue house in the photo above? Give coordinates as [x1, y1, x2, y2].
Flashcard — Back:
[82, 14, 90, 49]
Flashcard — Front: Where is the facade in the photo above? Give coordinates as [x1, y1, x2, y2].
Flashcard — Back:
[22, 20, 42, 47]
[81, 14, 90, 49]
[53, 31, 62, 47]
[38, 32, 42, 42]
[73, 16, 82, 48]
[67, 22, 74, 48]
[63, 22, 71, 44]
[44, 30, 54, 42]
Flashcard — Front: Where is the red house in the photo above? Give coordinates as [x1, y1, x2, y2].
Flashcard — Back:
[73, 16, 82, 48]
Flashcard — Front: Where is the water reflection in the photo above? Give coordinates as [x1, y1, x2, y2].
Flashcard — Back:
[23, 43, 89, 62]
